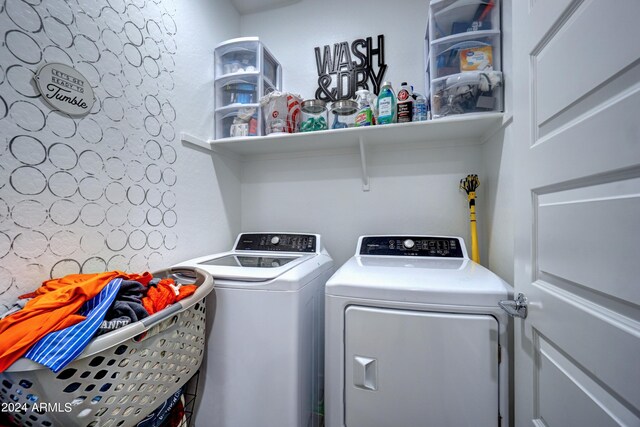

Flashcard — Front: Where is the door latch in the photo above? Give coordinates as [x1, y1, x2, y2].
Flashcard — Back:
[499, 293, 528, 319]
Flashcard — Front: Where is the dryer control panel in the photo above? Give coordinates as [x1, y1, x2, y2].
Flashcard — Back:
[235, 233, 317, 253]
[359, 236, 465, 258]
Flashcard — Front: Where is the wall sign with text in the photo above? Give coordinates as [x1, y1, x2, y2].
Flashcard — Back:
[314, 35, 387, 102]
[34, 63, 96, 116]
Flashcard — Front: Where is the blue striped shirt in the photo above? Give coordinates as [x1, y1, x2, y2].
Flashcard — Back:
[25, 278, 123, 372]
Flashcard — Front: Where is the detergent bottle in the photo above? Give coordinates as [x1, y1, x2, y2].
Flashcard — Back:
[396, 82, 413, 123]
[376, 81, 396, 125]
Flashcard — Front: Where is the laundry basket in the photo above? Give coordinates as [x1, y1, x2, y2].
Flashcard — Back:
[0, 267, 214, 427]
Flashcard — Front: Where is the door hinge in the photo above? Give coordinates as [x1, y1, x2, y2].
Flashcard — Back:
[498, 414, 502, 427]
[498, 344, 502, 364]
[499, 293, 528, 319]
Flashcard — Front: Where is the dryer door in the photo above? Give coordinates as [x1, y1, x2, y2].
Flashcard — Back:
[345, 306, 500, 427]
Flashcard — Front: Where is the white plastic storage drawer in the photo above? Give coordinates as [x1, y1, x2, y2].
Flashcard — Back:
[215, 106, 260, 139]
[431, 70, 503, 117]
[215, 39, 258, 78]
[426, 0, 503, 118]
[216, 76, 259, 109]
[214, 37, 281, 139]
[431, 0, 498, 38]
[433, 37, 499, 79]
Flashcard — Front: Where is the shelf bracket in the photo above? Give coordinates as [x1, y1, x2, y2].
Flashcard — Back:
[180, 132, 213, 151]
[358, 135, 370, 192]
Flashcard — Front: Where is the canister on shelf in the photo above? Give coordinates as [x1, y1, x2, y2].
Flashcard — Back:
[300, 99, 328, 132]
[330, 100, 358, 129]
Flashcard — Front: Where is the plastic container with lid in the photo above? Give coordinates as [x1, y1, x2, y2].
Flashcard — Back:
[300, 99, 328, 132]
[330, 100, 358, 129]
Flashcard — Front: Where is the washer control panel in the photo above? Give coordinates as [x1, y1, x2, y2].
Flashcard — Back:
[359, 236, 465, 258]
[235, 233, 317, 253]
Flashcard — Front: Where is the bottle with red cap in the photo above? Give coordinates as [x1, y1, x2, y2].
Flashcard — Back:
[396, 82, 414, 123]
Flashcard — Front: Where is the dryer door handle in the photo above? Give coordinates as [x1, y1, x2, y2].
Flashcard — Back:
[353, 356, 377, 391]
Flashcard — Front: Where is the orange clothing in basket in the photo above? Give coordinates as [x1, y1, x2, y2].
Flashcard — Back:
[18, 271, 154, 299]
[0, 271, 136, 372]
[142, 279, 197, 315]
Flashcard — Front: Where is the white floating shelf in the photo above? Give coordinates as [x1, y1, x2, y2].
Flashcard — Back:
[184, 112, 505, 192]
[210, 112, 504, 157]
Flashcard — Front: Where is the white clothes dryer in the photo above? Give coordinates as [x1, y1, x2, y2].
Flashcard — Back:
[173, 232, 333, 427]
[325, 235, 512, 427]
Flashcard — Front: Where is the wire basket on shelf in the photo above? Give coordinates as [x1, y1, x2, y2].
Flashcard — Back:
[0, 267, 214, 427]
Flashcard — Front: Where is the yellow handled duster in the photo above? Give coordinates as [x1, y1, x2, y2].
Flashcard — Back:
[460, 174, 480, 263]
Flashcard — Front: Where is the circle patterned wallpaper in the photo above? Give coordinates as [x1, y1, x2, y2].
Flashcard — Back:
[0, 0, 179, 311]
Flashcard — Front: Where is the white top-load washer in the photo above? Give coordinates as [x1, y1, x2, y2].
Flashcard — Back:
[325, 235, 512, 427]
[173, 232, 333, 427]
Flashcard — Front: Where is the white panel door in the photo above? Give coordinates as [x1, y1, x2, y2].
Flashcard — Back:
[512, 0, 640, 425]
[344, 306, 499, 427]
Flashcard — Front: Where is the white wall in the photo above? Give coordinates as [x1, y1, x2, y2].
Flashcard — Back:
[241, 142, 487, 266]
[480, 0, 514, 284]
[238, 0, 517, 275]
[240, 0, 430, 99]
[481, 125, 514, 284]
[237, 0, 509, 268]
[174, 0, 242, 259]
[0, 0, 241, 306]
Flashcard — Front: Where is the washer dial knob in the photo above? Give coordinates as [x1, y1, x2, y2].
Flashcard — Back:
[403, 239, 415, 249]
[271, 236, 280, 245]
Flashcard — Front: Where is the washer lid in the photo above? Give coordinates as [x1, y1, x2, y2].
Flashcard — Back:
[325, 255, 512, 307]
[173, 251, 316, 282]
[199, 254, 299, 268]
